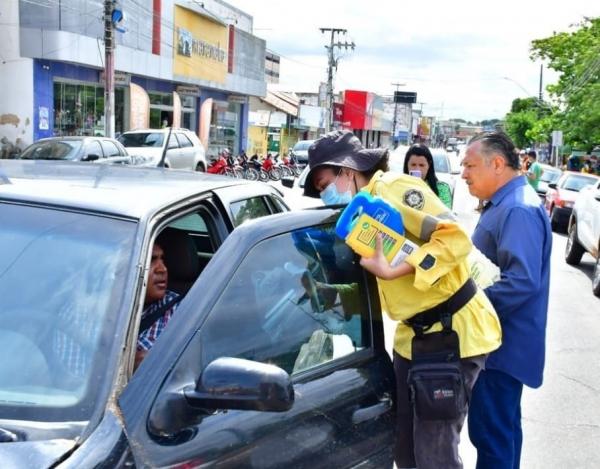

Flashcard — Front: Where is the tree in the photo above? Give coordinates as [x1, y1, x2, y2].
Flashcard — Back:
[504, 109, 537, 148]
[530, 17, 600, 150]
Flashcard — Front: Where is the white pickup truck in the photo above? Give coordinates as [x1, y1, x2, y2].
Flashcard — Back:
[565, 176, 600, 297]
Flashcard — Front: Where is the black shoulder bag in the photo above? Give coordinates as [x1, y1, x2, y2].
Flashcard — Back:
[405, 278, 476, 421]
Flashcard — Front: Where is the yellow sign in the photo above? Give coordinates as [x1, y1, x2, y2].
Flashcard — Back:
[173, 6, 228, 84]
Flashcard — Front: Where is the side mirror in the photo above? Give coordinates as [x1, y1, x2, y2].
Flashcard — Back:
[281, 176, 295, 189]
[148, 357, 294, 435]
[548, 183, 557, 190]
[594, 190, 600, 202]
[83, 154, 100, 162]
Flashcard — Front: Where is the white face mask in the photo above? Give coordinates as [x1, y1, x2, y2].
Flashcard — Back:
[319, 173, 353, 205]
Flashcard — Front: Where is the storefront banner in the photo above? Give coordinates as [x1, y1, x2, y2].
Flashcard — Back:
[298, 105, 326, 129]
[249, 110, 270, 127]
[39, 106, 49, 130]
[174, 6, 228, 84]
[130, 83, 150, 130]
[172, 92, 182, 128]
[176, 85, 200, 97]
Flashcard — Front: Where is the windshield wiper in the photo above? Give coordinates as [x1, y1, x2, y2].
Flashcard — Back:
[0, 427, 19, 442]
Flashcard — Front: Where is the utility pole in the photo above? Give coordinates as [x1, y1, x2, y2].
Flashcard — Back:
[104, 0, 116, 138]
[538, 64, 543, 102]
[320, 28, 355, 132]
[391, 82, 405, 147]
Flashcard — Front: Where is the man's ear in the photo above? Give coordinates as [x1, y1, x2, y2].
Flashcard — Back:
[493, 155, 507, 173]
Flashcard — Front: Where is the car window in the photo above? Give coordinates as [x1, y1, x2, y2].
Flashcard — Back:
[541, 169, 561, 183]
[199, 224, 370, 375]
[432, 154, 450, 173]
[562, 175, 597, 192]
[101, 140, 122, 157]
[293, 141, 313, 152]
[167, 134, 179, 149]
[175, 133, 193, 148]
[230, 197, 272, 226]
[85, 140, 103, 158]
[118, 132, 164, 147]
[20, 140, 82, 160]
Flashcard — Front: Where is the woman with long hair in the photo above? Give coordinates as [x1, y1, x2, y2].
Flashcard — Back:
[403, 144, 453, 208]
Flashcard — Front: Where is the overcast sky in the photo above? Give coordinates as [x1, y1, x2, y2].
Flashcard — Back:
[233, 0, 600, 121]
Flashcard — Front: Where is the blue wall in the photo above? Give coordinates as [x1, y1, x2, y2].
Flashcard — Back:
[33, 59, 249, 150]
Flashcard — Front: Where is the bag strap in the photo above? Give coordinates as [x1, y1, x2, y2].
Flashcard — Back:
[139, 294, 180, 334]
[405, 278, 477, 337]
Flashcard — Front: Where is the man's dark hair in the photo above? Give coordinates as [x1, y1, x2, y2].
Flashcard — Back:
[469, 132, 520, 170]
[527, 150, 537, 159]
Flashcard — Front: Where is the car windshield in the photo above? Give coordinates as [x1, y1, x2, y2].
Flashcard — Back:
[0, 203, 136, 424]
[541, 169, 561, 183]
[432, 154, 450, 173]
[119, 132, 164, 147]
[561, 175, 597, 192]
[293, 141, 313, 152]
[20, 140, 82, 160]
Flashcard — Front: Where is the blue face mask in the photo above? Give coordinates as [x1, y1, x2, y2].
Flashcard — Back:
[320, 175, 353, 205]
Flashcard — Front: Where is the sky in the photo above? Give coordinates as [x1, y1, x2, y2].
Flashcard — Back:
[232, 0, 600, 121]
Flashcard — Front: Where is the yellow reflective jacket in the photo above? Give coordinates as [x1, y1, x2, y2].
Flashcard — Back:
[363, 171, 501, 359]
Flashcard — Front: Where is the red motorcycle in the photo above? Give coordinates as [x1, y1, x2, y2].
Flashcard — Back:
[207, 156, 230, 176]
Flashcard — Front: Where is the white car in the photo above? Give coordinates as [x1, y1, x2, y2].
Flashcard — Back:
[565, 175, 600, 297]
[118, 128, 207, 171]
[279, 165, 323, 210]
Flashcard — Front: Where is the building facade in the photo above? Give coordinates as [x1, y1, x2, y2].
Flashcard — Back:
[0, 0, 266, 157]
[338, 90, 393, 148]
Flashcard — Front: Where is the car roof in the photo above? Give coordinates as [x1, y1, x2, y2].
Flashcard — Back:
[33, 136, 118, 142]
[0, 160, 265, 219]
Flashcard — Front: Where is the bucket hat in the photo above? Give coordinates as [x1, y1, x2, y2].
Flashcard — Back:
[303, 130, 387, 198]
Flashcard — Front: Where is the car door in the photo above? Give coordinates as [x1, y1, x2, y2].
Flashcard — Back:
[165, 133, 183, 169]
[119, 209, 396, 468]
[175, 132, 196, 169]
[100, 139, 131, 165]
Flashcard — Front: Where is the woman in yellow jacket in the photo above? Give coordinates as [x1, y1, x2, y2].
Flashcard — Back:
[304, 130, 501, 469]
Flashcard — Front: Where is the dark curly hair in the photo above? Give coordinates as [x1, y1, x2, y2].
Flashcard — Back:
[403, 144, 439, 196]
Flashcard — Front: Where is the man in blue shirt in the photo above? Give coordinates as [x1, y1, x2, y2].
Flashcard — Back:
[462, 132, 552, 469]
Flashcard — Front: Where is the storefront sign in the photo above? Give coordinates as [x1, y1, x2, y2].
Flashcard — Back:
[298, 105, 326, 129]
[176, 85, 201, 97]
[228, 95, 247, 104]
[38, 106, 49, 130]
[99, 71, 131, 86]
[173, 6, 228, 84]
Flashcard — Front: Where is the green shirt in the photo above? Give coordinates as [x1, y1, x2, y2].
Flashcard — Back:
[436, 181, 453, 209]
[527, 161, 542, 190]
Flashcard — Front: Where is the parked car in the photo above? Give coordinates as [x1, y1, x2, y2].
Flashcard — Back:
[544, 172, 599, 232]
[289, 139, 315, 165]
[565, 176, 600, 297]
[118, 128, 207, 171]
[279, 165, 323, 210]
[19, 136, 133, 164]
[0, 160, 396, 468]
[536, 164, 562, 199]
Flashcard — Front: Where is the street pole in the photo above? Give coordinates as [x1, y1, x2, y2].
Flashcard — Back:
[320, 28, 355, 133]
[391, 82, 405, 147]
[104, 0, 115, 138]
[538, 64, 543, 102]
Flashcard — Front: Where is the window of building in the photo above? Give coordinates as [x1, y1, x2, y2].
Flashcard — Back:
[209, 100, 240, 156]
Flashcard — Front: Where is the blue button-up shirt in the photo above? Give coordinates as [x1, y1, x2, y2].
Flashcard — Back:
[472, 176, 552, 388]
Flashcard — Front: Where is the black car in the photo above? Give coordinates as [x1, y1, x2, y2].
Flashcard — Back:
[0, 160, 396, 468]
[19, 136, 133, 164]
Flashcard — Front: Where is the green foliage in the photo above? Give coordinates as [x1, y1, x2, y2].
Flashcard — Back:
[530, 17, 600, 151]
[505, 110, 537, 148]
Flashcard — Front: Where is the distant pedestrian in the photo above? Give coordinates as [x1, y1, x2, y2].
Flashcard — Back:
[525, 150, 542, 192]
[462, 132, 552, 469]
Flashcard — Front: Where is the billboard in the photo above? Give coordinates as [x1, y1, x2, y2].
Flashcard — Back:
[298, 105, 327, 129]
